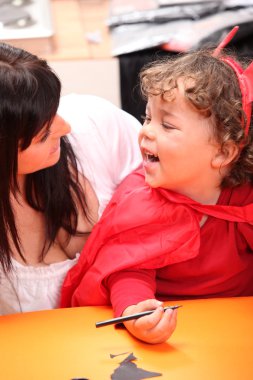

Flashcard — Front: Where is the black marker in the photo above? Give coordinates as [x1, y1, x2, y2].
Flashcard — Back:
[95, 305, 182, 328]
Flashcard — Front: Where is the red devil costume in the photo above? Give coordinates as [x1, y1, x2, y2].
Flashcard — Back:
[60, 27, 253, 315]
[60, 168, 253, 315]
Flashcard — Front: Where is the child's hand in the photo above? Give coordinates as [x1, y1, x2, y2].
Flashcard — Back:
[122, 299, 177, 344]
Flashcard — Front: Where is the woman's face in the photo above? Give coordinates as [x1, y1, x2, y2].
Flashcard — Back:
[17, 115, 71, 175]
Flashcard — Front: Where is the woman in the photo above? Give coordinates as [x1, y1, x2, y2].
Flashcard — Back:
[0, 42, 141, 315]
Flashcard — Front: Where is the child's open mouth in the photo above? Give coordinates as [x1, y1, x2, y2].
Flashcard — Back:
[146, 153, 159, 162]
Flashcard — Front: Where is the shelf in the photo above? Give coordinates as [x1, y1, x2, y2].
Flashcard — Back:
[1, 0, 112, 61]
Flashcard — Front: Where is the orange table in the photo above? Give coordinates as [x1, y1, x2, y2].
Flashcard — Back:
[0, 297, 252, 380]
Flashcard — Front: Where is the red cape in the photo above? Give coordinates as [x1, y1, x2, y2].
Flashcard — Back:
[60, 169, 253, 307]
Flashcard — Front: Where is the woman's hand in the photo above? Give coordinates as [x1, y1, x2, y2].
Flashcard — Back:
[122, 299, 177, 344]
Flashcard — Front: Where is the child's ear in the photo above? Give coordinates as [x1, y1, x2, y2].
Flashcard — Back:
[211, 141, 239, 169]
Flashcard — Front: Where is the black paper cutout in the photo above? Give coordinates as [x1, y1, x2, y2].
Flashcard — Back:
[120, 353, 137, 363]
[110, 352, 162, 380]
[110, 352, 130, 359]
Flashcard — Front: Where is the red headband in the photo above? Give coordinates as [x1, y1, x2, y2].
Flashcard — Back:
[213, 26, 253, 136]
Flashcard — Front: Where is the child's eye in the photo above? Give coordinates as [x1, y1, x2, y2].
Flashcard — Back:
[141, 115, 151, 124]
[162, 123, 176, 130]
[40, 129, 51, 143]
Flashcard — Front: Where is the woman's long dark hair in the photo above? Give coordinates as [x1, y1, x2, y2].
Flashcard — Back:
[0, 43, 88, 273]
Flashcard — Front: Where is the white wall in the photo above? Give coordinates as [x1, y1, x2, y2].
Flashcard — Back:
[49, 58, 121, 107]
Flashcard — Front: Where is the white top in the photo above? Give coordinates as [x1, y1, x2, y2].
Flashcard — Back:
[58, 94, 142, 217]
[0, 255, 80, 315]
[0, 94, 142, 315]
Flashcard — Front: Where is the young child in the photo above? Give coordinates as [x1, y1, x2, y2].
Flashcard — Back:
[61, 27, 253, 344]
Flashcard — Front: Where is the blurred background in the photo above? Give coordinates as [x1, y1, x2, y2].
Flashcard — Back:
[1, 0, 253, 122]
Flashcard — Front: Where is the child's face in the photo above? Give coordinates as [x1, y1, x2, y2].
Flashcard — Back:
[138, 79, 221, 198]
[17, 115, 71, 175]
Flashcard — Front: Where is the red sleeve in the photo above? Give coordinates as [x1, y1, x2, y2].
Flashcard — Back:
[105, 269, 156, 317]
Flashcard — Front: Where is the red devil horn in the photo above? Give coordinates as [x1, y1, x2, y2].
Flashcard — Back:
[213, 26, 239, 57]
